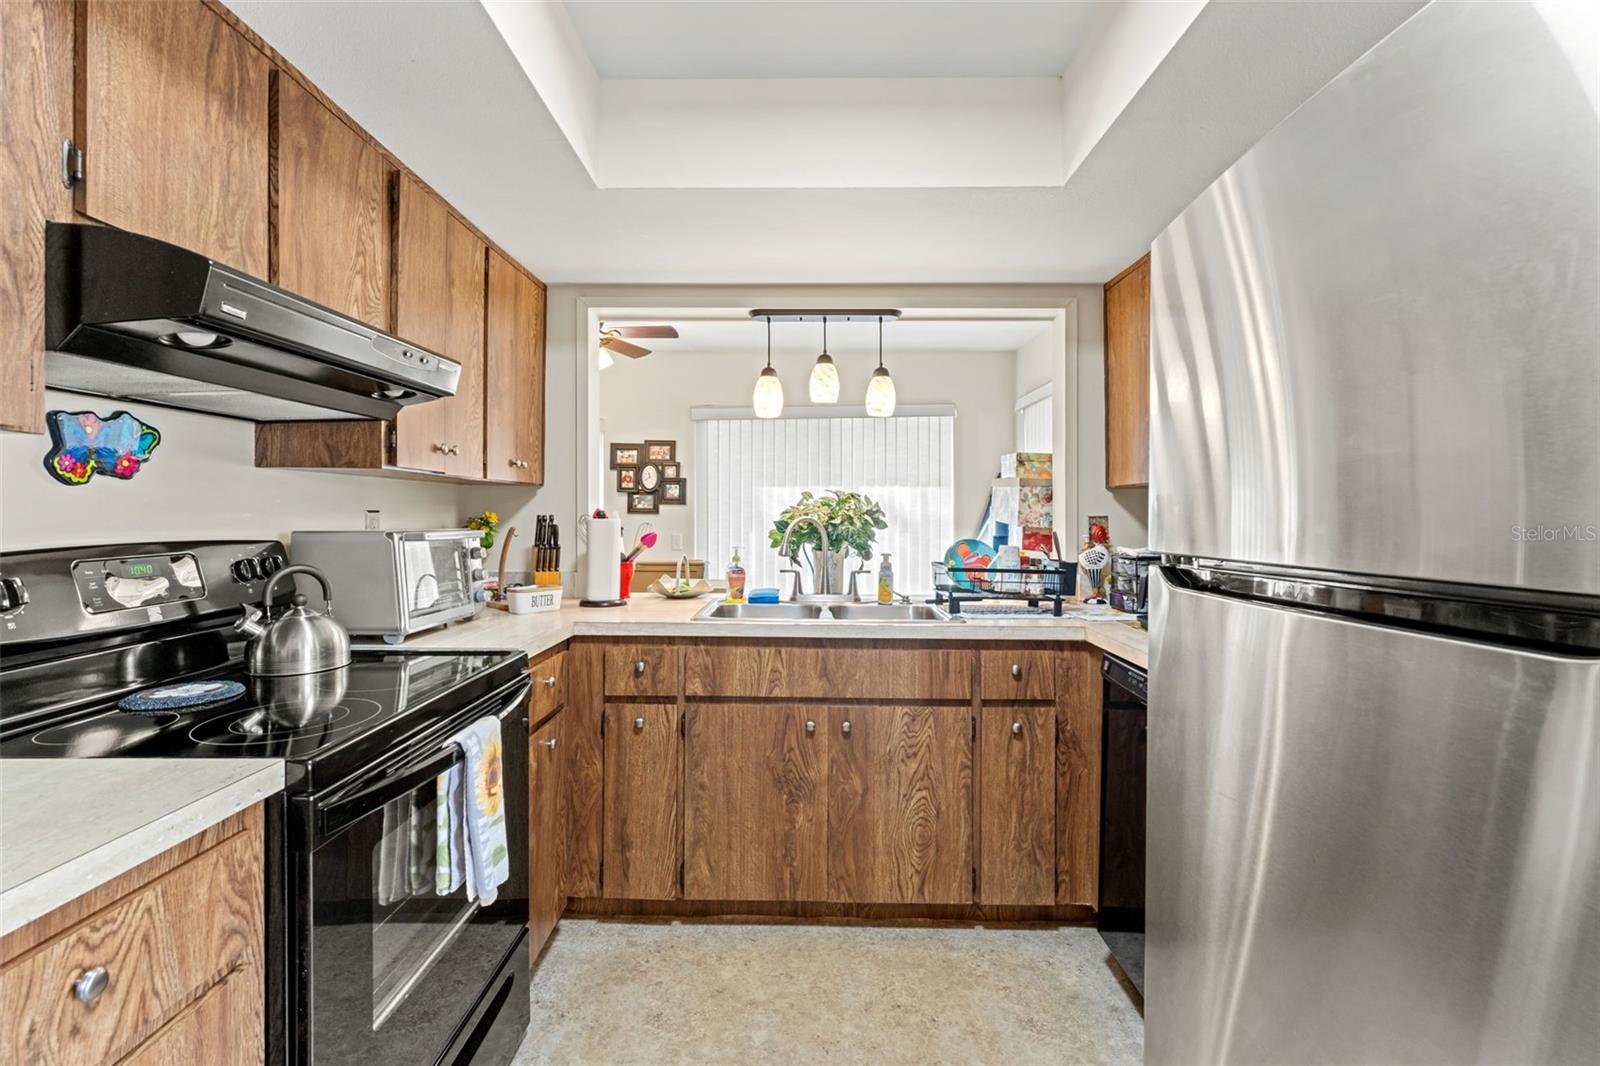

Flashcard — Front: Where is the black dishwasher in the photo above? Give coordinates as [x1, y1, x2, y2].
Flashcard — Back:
[1098, 653, 1147, 997]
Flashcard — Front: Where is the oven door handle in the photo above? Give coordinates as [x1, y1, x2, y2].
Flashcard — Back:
[317, 675, 532, 837]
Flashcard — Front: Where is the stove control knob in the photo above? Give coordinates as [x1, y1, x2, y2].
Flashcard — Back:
[231, 558, 259, 583]
[0, 576, 28, 613]
[259, 555, 282, 576]
[471, 567, 486, 583]
[473, 588, 490, 603]
[469, 546, 487, 560]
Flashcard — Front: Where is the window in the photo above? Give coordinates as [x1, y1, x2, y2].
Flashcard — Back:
[1015, 383, 1053, 454]
[694, 408, 955, 595]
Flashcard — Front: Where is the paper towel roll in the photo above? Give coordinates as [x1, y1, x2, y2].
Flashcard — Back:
[580, 516, 624, 604]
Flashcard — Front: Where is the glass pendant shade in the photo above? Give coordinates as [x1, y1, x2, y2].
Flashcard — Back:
[808, 354, 840, 403]
[597, 346, 614, 371]
[864, 366, 896, 417]
[753, 366, 785, 418]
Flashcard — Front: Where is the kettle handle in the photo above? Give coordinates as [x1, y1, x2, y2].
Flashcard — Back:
[263, 564, 335, 616]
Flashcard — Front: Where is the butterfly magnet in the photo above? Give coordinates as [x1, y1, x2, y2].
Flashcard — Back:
[43, 410, 162, 486]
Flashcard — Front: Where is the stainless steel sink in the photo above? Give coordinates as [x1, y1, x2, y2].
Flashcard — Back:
[826, 603, 951, 622]
[695, 602, 827, 621]
[693, 601, 952, 623]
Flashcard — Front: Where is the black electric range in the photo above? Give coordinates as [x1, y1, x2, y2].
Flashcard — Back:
[0, 541, 533, 1066]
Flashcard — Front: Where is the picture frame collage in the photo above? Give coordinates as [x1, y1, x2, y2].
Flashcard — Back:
[610, 439, 685, 513]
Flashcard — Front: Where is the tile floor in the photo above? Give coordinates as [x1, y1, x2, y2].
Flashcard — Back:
[513, 920, 1143, 1065]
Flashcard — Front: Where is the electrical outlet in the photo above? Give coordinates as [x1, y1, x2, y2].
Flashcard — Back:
[364, 510, 381, 530]
[670, 533, 684, 552]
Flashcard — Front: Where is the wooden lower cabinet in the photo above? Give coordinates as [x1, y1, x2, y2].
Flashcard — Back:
[684, 703, 827, 901]
[117, 964, 259, 1066]
[978, 704, 1057, 905]
[528, 708, 564, 962]
[602, 702, 681, 900]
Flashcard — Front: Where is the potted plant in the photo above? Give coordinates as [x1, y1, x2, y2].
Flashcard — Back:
[465, 510, 500, 550]
[768, 490, 888, 591]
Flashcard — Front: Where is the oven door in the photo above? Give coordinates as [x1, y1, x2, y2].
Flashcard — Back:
[397, 532, 478, 630]
[303, 677, 530, 1066]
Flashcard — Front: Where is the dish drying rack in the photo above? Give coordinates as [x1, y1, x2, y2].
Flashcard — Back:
[931, 560, 1078, 617]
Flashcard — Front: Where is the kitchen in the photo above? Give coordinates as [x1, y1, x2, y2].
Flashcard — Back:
[0, 3, 1595, 1066]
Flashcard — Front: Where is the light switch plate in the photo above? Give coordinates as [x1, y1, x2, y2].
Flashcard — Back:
[670, 533, 684, 551]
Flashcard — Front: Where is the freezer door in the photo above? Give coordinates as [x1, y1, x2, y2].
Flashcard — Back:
[1148, 0, 1599, 596]
[1147, 572, 1600, 1064]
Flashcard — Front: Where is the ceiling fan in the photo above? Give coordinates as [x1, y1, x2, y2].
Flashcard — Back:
[599, 324, 679, 359]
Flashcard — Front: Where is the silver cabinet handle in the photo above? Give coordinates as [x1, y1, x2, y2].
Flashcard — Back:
[841, 720, 852, 736]
[543, 676, 558, 687]
[634, 660, 646, 675]
[1012, 721, 1023, 736]
[805, 719, 816, 734]
[543, 737, 558, 749]
[433, 442, 450, 453]
[73, 966, 109, 1004]
[634, 716, 645, 730]
[1011, 663, 1023, 679]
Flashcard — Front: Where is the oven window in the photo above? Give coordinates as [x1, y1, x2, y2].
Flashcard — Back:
[371, 788, 478, 1028]
[404, 538, 472, 619]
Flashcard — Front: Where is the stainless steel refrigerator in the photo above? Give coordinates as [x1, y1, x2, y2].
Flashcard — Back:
[1146, 3, 1599, 1063]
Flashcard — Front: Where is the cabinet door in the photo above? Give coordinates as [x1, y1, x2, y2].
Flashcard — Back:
[1105, 253, 1151, 488]
[271, 74, 389, 327]
[826, 705, 973, 904]
[562, 643, 603, 898]
[392, 176, 485, 476]
[684, 704, 827, 901]
[602, 703, 681, 899]
[117, 963, 262, 1066]
[79, 0, 269, 275]
[978, 705, 1057, 905]
[528, 711, 564, 962]
[485, 251, 545, 484]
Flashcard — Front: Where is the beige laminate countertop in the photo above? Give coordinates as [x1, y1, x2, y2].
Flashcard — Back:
[0, 758, 284, 936]
[403, 594, 1148, 668]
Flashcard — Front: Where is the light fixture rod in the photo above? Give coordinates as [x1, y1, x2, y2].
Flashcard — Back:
[749, 308, 902, 323]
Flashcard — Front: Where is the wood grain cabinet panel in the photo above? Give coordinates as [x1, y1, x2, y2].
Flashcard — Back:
[979, 705, 1057, 905]
[485, 250, 546, 484]
[529, 649, 566, 723]
[528, 709, 564, 962]
[117, 963, 261, 1066]
[826, 705, 973, 905]
[603, 644, 679, 698]
[980, 649, 1058, 701]
[270, 72, 389, 327]
[683, 645, 972, 700]
[1057, 646, 1104, 906]
[684, 704, 828, 901]
[1105, 253, 1151, 489]
[562, 643, 604, 898]
[602, 702, 682, 900]
[79, 0, 269, 275]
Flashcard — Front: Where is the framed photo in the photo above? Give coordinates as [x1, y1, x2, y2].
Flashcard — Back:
[644, 440, 676, 463]
[660, 479, 685, 504]
[637, 463, 661, 491]
[660, 462, 680, 480]
[627, 491, 658, 514]
[616, 467, 638, 492]
[610, 443, 641, 469]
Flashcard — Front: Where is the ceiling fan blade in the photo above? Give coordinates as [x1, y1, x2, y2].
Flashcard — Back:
[609, 325, 679, 339]
[601, 337, 652, 359]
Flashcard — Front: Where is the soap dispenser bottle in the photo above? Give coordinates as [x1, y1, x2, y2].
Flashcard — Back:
[725, 546, 747, 604]
[877, 553, 894, 604]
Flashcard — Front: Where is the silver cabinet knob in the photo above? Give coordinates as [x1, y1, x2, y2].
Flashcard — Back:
[543, 737, 558, 749]
[433, 442, 450, 453]
[1011, 663, 1023, 679]
[543, 676, 558, 687]
[449, 444, 462, 456]
[634, 660, 646, 675]
[805, 719, 816, 734]
[841, 720, 852, 736]
[73, 966, 109, 1004]
[634, 716, 645, 730]
[1012, 721, 1023, 735]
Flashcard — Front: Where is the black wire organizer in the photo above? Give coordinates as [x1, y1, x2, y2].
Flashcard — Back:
[931, 560, 1079, 617]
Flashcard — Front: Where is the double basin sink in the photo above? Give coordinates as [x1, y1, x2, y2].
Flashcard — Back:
[693, 601, 954, 623]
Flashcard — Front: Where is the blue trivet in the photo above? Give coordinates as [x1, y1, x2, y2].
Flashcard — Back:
[119, 680, 246, 714]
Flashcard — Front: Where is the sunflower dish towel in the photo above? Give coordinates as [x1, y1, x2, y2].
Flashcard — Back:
[435, 715, 510, 904]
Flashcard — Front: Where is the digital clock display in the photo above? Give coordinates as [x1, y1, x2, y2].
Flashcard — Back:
[127, 562, 156, 578]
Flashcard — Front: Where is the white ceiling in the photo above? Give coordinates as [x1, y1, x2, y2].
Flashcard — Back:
[565, 1, 1118, 80]
[602, 317, 1054, 356]
[224, 0, 1424, 283]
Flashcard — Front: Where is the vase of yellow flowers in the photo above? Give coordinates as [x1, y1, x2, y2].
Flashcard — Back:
[465, 511, 500, 550]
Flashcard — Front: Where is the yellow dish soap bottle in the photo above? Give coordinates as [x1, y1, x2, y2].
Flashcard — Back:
[726, 546, 747, 604]
[877, 553, 894, 604]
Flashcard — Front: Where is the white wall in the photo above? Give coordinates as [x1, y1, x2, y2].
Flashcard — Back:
[597, 347, 1017, 564]
[0, 391, 461, 550]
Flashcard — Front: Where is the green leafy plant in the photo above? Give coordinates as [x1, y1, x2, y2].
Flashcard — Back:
[465, 510, 500, 550]
[768, 490, 888, 564]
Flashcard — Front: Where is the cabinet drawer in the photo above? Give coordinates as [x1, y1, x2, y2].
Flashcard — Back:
[683, 645, 972, 700]
[0, 826, 262, 1065]
[980, 650, 1057, 701]
[604, 644, 679, 697]
[530, 648, 567, 719]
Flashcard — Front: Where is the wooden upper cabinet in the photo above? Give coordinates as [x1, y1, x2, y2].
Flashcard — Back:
[1104, 253, 1151, 489]
[485, 250, 546, 484]
[79, 0, 269, 275]
[392, 175, 485, 477]
[270, 73, 389, 327]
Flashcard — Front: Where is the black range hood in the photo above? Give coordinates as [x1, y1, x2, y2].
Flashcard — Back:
[45, 223, 459, 422]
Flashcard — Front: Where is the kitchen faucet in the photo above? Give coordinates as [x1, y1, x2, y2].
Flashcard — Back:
[778, 516, 834, 599]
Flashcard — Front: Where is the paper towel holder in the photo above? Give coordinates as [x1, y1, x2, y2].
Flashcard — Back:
[577, 512, 628, 608]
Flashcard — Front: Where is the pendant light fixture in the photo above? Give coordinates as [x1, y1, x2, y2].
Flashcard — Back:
[808, 318, 840, 403]
[752, 315, 784, 418]
[864, 315, 896, 417]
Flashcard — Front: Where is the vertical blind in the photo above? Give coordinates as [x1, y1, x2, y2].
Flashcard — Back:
[695, 411, 955, 594]
[1016, 385, 1053, 453]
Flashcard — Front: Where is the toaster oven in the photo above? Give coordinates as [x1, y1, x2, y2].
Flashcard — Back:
[289, 529, 490, 642]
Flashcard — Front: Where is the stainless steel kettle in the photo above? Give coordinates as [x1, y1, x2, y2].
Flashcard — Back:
[236, 564, 352, 676]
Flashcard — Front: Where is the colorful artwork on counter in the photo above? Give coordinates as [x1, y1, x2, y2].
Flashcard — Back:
[42, 410, 161, 486]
